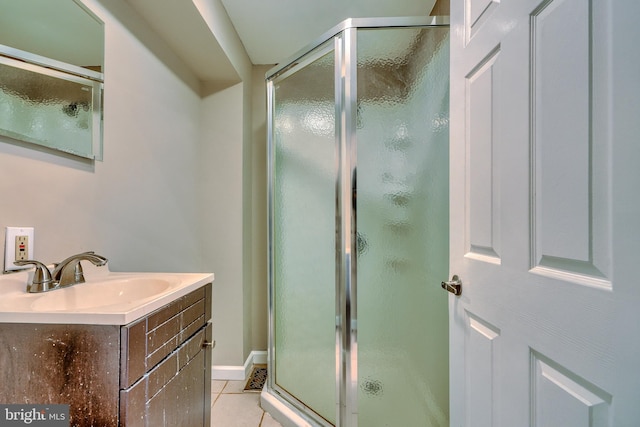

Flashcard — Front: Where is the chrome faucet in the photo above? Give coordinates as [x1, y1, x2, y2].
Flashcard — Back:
[52, 251, 108, 288]
[14, 251, 108, 292]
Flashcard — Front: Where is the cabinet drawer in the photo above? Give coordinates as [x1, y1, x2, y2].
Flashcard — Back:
[120, 283, 212, 389]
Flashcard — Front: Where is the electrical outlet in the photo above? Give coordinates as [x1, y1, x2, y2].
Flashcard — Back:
[15, 235, 29, 261]
[4, 227, 34, 272]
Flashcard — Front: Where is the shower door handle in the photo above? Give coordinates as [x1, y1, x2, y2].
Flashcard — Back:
[441, 275, 462, 296]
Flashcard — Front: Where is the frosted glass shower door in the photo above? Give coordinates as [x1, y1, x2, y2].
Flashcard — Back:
[270, 44, 337, 425]
[268, 19, 450, 427]
[355, 26, 450, 427]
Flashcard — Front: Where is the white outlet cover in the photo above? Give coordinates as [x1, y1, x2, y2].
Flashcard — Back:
[4, 227, 34, 272]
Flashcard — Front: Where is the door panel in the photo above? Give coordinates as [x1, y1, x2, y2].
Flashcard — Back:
[531, 0, 611, 285]
[450, 0, 639, 425]
[465, 47, 501, 262]
[531, 351, 611, 427]
[465, 312, 500, 426]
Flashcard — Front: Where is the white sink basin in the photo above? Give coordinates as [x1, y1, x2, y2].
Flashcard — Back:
[0, 266, 214, 325]
[30, 277, 173, 311]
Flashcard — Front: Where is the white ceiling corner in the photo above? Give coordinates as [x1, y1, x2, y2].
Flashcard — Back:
[220, 0, 437, 65]
[124, 0, 436, 87]
[124, 0, 240, 87]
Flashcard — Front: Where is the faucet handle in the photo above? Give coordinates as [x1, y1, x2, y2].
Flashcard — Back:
[13, 260, 57, 293]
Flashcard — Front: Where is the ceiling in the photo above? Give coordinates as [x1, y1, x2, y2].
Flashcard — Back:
[125, 0, 437, 87]
[1, 0, 439, 94]
[219, 0, 438, 65]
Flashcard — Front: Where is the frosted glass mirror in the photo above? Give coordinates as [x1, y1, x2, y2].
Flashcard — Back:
[0, 0, 104, 160]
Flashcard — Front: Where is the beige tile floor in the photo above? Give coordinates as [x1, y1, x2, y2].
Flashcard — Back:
[211, 379, 283, 427]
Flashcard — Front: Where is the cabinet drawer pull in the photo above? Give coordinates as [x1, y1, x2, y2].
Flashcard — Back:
[203, 340, 216, 349]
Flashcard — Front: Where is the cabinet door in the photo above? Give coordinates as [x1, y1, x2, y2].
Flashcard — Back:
[120, 284, 210, 389]
[121, 324, 211, 427]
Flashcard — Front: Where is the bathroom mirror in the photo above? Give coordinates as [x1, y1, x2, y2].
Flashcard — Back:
[0, 0, 103, 73]
[0, 0, 104, 160]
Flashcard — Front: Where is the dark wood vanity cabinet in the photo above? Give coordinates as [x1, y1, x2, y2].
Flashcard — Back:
[119, 283, 213, 427]
[0, 283, 212, 427]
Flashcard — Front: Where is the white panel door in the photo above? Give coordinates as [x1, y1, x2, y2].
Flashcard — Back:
[449, 0, 640, 425]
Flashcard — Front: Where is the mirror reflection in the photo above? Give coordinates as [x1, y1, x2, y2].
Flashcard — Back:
[0, 0, 103, 73]
[0, 0, 104, 160]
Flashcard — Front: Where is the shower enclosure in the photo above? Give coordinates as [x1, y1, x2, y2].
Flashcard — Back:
[264, 17, 449, 427]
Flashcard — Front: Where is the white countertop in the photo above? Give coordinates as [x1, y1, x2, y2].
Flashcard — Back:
[0, 265, 214, 325]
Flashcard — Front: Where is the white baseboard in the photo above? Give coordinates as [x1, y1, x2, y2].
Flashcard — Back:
[212, 350, 267, 381]
[211, 365, 246, 381]
[249, 349, 268, 365]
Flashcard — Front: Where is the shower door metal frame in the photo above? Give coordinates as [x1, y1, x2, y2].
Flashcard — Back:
[266, 16, 450, 427]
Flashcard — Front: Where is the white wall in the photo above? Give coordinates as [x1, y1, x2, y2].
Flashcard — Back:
[250, 64, 272, 352]
[0, 0, 267, 375]
[0, 0, 203, 273]
[195, 0, 257, 368]
[200, 83, 245, 366]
